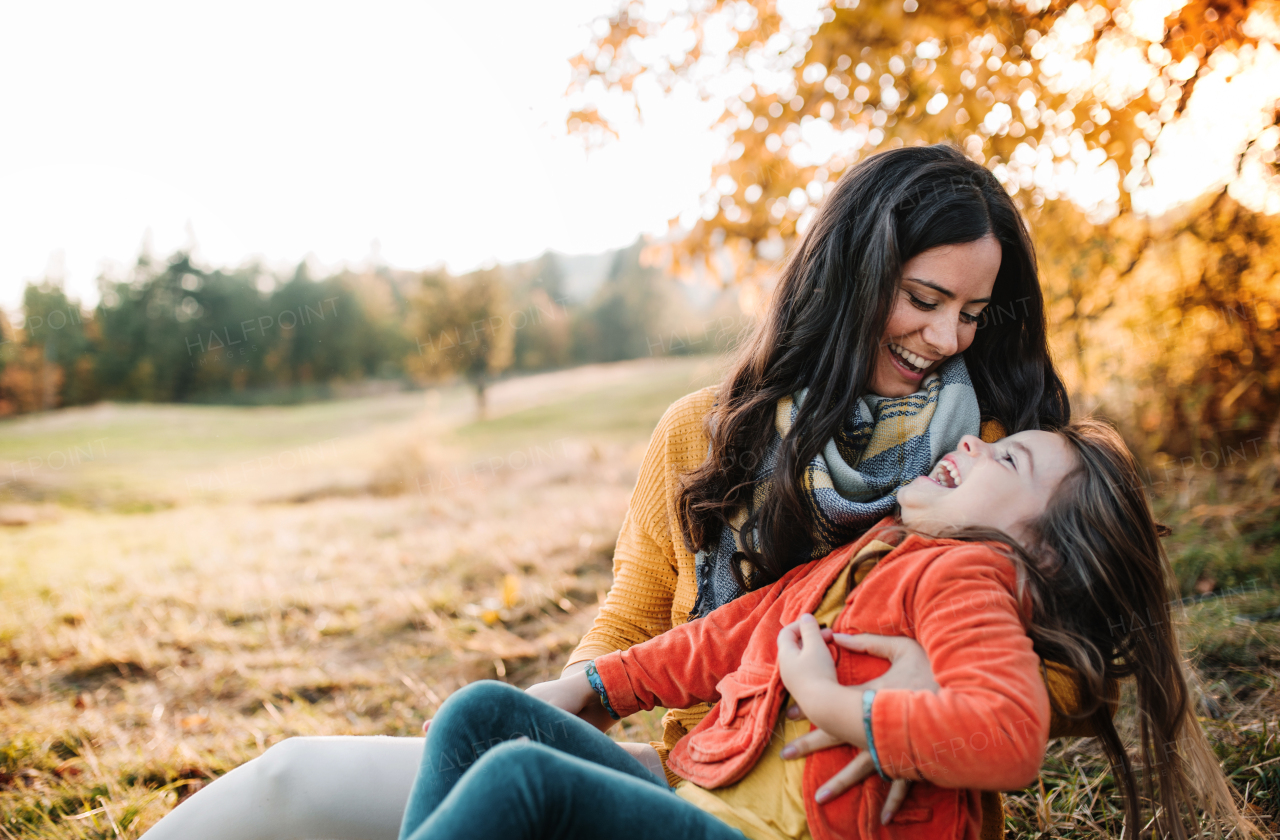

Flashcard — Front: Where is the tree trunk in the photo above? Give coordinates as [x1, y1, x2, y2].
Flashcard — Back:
[474, 375, 486, 420]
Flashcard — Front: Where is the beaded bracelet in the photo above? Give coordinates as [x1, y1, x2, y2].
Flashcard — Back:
[863, 689, 890, 781]
[583, 660, 620, 720]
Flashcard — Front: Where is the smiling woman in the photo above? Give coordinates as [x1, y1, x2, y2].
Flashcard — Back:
[135, 143, 1076, 840]
[872, 236, 1002, 397]
[675, 142, 1069, 597]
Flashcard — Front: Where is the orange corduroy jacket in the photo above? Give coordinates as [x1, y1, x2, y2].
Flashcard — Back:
[593, 519, 1051, 840]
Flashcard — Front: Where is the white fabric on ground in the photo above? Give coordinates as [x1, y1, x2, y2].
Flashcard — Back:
[140, 736, 425, 840]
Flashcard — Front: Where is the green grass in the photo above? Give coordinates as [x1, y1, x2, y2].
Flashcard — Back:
[0, 356, 724, 510]
[1, 355, 1277, 837]
[0, 394, 429, 508]
[450, 357, 723, 450]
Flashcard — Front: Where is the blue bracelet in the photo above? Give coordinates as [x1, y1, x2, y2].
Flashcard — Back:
[863, 689, 890, 781]
[583, 661, 620, 720]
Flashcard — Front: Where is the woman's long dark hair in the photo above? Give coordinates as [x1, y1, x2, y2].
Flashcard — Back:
[919, 420, 1255, 839]
[677, 143, 1070, 588]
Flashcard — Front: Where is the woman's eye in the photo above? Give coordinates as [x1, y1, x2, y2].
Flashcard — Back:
[907, 293, 937, 311]
[1002, 452, 1016, 469]
[960, 310, 981, 325]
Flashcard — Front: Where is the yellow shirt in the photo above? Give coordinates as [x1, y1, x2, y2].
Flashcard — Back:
[674, 542, 892, 840]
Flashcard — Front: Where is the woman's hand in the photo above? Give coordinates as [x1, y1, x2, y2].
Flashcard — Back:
[788, 633, 940, 724]
[778, 630, 939, 825]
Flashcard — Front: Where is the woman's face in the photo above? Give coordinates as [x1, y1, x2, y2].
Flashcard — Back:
[897, 430, 1077, 545]
[868, 234, 1002, 398]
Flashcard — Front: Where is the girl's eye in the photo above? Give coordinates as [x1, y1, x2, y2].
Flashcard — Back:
[960, 310, 982, 325]
[1001, 452, 1016, 469]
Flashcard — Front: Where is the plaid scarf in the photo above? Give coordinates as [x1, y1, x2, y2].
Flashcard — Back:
[691, 354, 980, 618]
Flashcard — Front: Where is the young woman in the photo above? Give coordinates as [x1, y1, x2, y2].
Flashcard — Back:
[398, 421, 1254, 840]
[139, 143, 1076, 840]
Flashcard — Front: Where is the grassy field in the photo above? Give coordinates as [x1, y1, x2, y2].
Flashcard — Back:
[1, 355, 1278, 838]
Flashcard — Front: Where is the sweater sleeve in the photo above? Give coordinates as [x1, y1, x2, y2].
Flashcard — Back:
[565, 396, 692, 666]
[870, 546, 1050, 791]
[592, 561, 812, 718]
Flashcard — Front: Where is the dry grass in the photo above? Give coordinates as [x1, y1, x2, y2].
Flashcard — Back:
[1, 355, 1277, 838]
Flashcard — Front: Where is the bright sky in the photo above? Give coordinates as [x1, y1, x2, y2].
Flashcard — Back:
[2, 1, 1277, 313]
[0, 1, 724, 309]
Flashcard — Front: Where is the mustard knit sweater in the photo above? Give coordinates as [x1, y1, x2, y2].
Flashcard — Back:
[568, 386, 1090, 840]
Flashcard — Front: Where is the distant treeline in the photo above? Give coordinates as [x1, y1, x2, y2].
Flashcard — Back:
[0, 242, 745, 416]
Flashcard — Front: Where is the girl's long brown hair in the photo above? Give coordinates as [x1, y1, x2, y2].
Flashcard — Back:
[676, 143, 1069, 590]
[933, 419, 1255, 839]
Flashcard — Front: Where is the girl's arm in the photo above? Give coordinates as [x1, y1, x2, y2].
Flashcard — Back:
[592, 559, 815, 718]
[873, 544, 1050, 789]
[785, 544, 1050, 791]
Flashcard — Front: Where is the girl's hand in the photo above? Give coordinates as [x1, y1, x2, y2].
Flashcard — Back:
[781, 633, 938, 824]
[781, 742, 912, 824]
[522, 670, 606, 722]
[776, 614, 839, 705]
[551, 662, 618, 732]
[422, 668, 613, 735]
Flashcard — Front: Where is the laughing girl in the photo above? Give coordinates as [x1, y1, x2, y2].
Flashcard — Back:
[398, 421, 1254, 840]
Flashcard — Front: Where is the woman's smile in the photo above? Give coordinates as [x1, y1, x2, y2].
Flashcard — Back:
[884, 344, 928, 383]
[886, 341, 937, 380]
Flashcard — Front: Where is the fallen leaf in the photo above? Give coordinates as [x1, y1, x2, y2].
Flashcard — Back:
[502, 574, 520, 609]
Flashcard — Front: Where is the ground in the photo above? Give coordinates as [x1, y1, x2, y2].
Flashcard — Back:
[1, 356, 1277, 838]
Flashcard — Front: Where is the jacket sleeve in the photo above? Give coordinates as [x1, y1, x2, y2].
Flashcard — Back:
[870, 545, 1050, 791]
[565, 398, 688, 666]
[593, 560, 812, 719]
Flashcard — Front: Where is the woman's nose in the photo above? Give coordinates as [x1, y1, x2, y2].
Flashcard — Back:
[958, 434, 986, 456]
[921, 315, 959, 357]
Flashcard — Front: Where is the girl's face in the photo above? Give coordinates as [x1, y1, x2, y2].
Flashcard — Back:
[868, 234, 1002, 397]
[897, 431, 1077, 545]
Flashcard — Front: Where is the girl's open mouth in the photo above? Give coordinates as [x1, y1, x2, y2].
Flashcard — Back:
[928, 456, 962, 488]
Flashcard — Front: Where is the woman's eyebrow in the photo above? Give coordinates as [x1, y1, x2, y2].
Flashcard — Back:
[905, 277, 992, 304]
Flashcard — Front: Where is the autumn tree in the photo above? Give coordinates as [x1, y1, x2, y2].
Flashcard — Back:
[410, 268, 516, 418]
[571, 0, 1280, 456]
[1033, 191, 1280, 458]
[571, 0, 1278, 273]
[511, 253, 574, 371]
[572, 240, 676, 362]
[17, 282, 91, 410]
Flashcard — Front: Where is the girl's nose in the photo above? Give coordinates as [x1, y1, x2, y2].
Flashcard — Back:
[958, 435, 986, 456]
